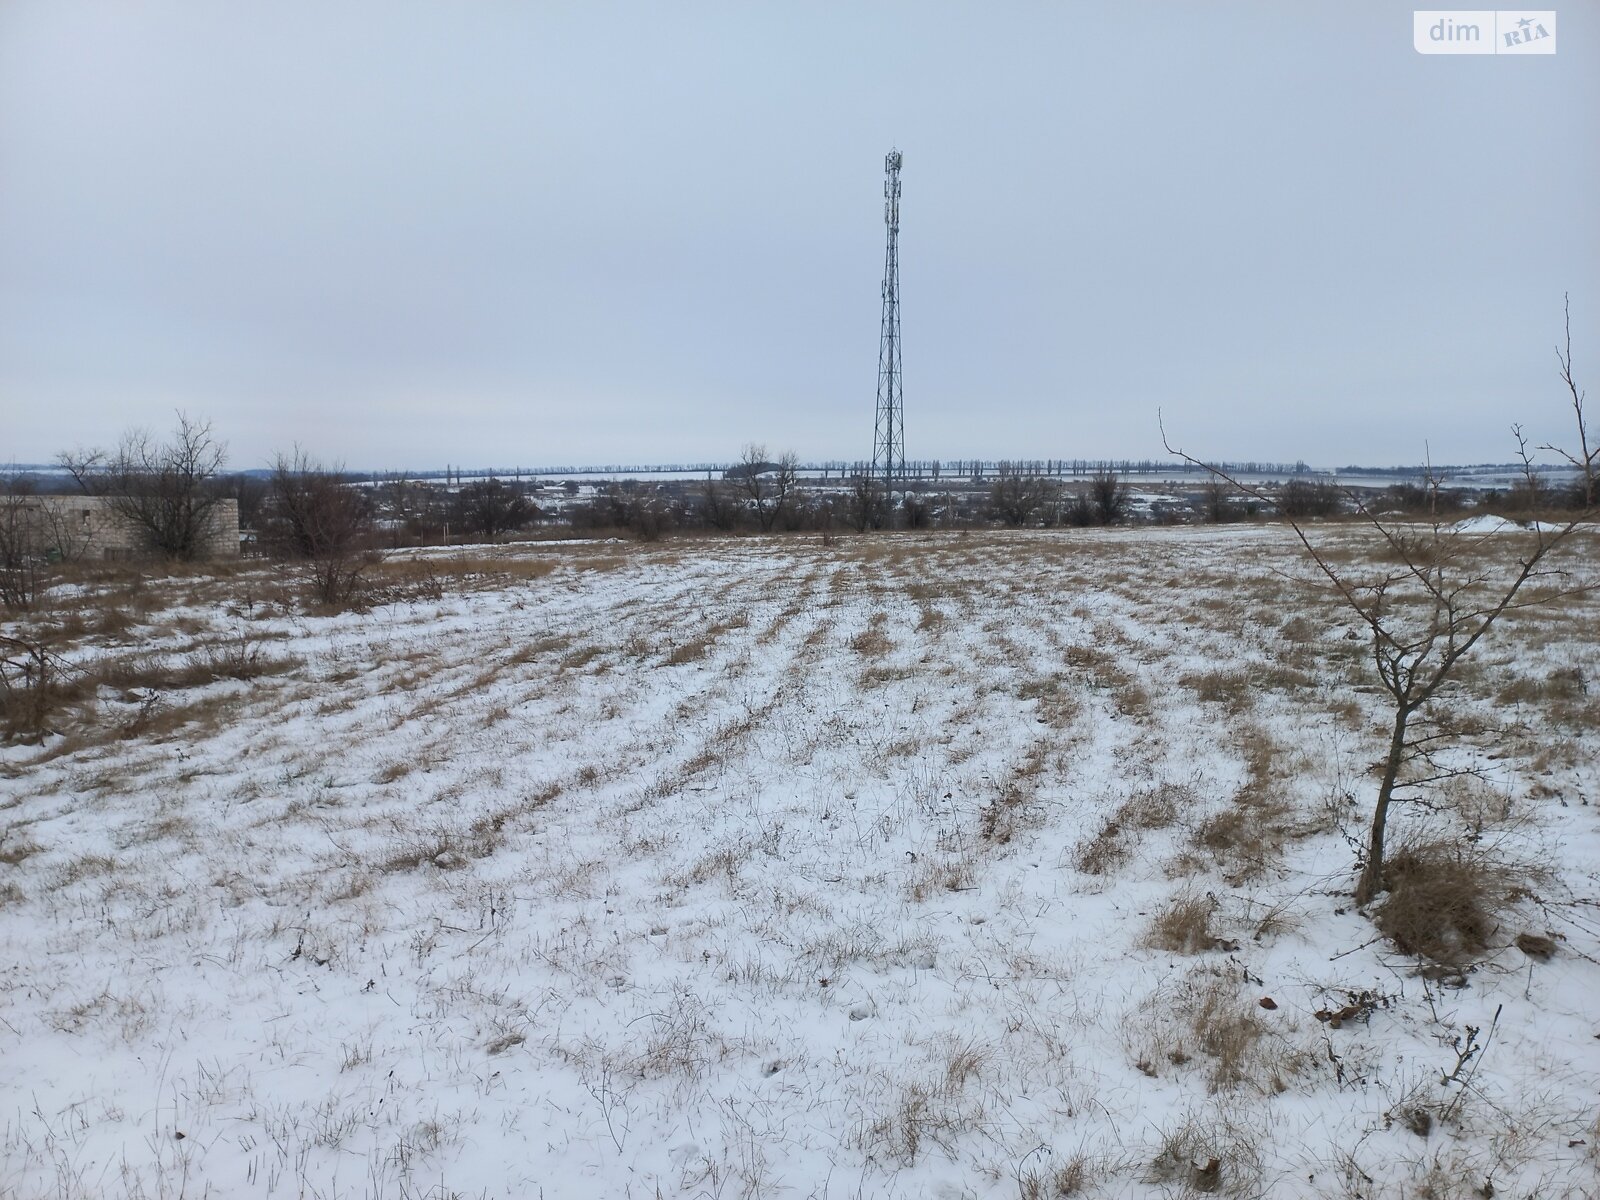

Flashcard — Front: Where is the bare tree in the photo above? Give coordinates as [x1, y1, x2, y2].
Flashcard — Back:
[1090, 468, 1129, 525]
[453, 478, 536, 539]
[699, 479, 741, 532]
[1277, 478, 1343, 518]
[1548, 296, 1599, 508]
[1199, 477, 1240, 524]
[987, 475, 1048, 526]
[736, 445, 798, 533]
[265, 450, 375, 606]
[846, 476, 887, 533]
[376, 478, 449, 545]
[902, 491, 934, 529]
[1065, 489, 1096, 527]
[58, 413, 229, 560]
[0, 493, 41, 610]
[1162, 298, 1595, 905]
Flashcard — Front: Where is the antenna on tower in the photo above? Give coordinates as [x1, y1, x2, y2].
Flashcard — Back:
[871, 149, 905, 498]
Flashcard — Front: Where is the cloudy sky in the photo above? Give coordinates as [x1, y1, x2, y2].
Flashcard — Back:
[2, 2, 1595, 471]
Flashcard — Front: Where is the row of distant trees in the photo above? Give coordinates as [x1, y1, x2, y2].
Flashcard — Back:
[3, 417, 1589, 612]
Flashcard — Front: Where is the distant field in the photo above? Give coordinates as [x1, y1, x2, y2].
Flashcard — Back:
[2, 527, 1597, 1199]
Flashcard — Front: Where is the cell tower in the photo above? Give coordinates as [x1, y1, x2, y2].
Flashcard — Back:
[871, 148, 904, 490]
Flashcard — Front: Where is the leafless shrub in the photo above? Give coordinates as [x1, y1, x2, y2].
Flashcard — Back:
[453, 477, 538, 538]
[1091, 468, 1129, 525]
[1244, 895, 1303, 943]
[1199, 477, 1244, 524]
[0, 487, 85, 610]
[187, 632, 300, 682]
[0, 632, 73, 742]
[987, 475, 1052, 526]
[265, 450, 376, 608]
[698, 478, 741, 531]
[1275, 478, 1344, 518]
[846, 475, 888, 532]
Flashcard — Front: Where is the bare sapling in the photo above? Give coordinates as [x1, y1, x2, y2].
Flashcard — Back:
[1162, 296, 1595, 905]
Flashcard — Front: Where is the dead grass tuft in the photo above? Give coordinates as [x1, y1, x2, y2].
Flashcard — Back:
[664, 634, 715, 666]
[1193, 801, 1283, 884]
[1073, 824, 1129, 876]
[0, 832, 43, 866]
[1132, 965, 1316, 1098]
[1147, 1107, 1264, 1197]
[1371, 839, 1537, 967]
[1017, 676, 1081, 727]
[906, 856, 976, 901]
[979, 779, 1035, 844]
[1181, 669, 1254, 713]
[1145, 890, 1222, 955]
[849, 614, 892, 659]
[1018, 1153, 1095, 1199]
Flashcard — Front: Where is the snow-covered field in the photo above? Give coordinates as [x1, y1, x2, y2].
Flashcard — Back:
[2, 527, 1597, 1199]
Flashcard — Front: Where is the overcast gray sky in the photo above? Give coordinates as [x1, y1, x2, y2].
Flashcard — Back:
[2, 1, 1596, 470]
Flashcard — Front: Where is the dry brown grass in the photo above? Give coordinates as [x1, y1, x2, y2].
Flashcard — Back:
[1018, 1154, 1095, 1199]
[979, 779, 1035, 844]
[1017, 676, 1080, 727]
[1497, 666, 1593, 727]
[1073, 824, 1130, 876]
[1181, 669, 1254, 713]
[558, 644, 603, 671]
[1193, 800, 1284, 885]
[849, 613, 892, 659]
[1063, 642, 1150, 718]
[1146, 1107, 1265, 1197]
[906, 856, 976, 901]
[1132, 966, 1314, 1100]
[664, 634, 715, 666]
[1074, 781, 1190, 875]
[1371, 839, 1537, 967]
[1144, 891, 1222, 955]
[0, 832, 43, 866]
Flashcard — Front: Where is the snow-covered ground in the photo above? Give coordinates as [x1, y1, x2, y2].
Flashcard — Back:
[2, 527, 1597, 1199]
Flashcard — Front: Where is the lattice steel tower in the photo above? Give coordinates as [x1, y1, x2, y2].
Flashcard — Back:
[871, 149, 904, 489]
